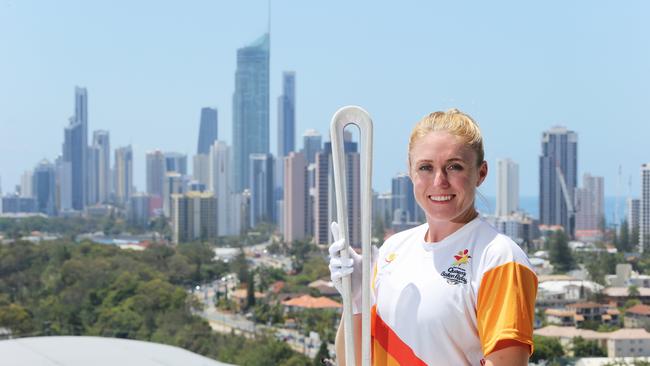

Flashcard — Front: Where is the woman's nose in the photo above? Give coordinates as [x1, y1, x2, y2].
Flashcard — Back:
[433, 170, 450, 188]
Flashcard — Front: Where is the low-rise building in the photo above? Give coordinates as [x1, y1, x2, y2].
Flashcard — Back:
[625, 304, 650, 329]
[537, 278, 604, 308]
[545, 302, 620, 327]
[535, 326, 650, 358]
[603, 287, 650, 307]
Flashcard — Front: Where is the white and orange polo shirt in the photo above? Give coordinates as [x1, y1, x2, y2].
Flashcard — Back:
[369, 217, 538, 365]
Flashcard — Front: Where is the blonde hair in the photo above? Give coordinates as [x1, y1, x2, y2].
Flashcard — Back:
[408, 108, 484, 166]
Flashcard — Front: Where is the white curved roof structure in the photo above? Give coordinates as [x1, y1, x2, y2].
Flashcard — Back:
[0, 336, 236, 366]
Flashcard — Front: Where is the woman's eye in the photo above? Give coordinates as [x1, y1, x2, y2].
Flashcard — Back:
[448, 164, 463, 171]
[418, 165, 432, 172]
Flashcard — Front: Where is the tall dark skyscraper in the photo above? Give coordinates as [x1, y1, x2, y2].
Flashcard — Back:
[196, 107, 218, 155]
[32, 159, 56, 216]
[277, 71, 296, 158]
[232, 33, 270, 192]
[276, 72, 296, 195]
[62, 87, 88, 211]
[539, 126, 578, 236]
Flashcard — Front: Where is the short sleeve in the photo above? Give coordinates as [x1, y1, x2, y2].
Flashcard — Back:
[477, 260, 538, 356]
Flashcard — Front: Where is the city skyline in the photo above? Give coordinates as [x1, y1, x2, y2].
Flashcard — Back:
[2, 1, 650, 198]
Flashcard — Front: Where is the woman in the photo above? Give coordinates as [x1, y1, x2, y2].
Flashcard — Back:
[329, 109, 538, 366]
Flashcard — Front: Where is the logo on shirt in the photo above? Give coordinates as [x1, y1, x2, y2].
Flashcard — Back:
[385, 253, 397, 263]
[441, 249, 471, 285]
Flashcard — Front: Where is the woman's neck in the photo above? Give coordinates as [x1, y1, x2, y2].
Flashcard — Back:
[425, 209, 478, 242]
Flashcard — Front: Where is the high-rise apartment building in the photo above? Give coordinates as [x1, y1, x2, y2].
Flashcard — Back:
[163, 172, 186, 217]
[93, 130, 111, 203]
[496, 158, 519, 217]
[171, 191, 217, 244]
[193, 154, 210, 188]
[249, 153, 274, 228]
[61, 87, 88, 210]
[575, 173, 604, 231]
[628, 198, 640, 246]
[32, 160, 56, 216]
[197, 107, 218, 155]
[640, 164, 650, 251]
[20, 170, 33, 198]
[209, 141, 237, 236]
[283, 151, 306, 243]
[539, 126, 578, 236]
[127, 193, 151, 229]
[165, 152, 187, 175]
[391, 173, 422, 225]
[232, 33, 270, 192]
[114, 146, 133, 205]
[87, 145, 99, 205]
[302, 129, 322, 165]
[146, 150, 165, 197]
[55, 156, 72, 212]
[276, 72, 296, 193]
[314, 139, 361, 247]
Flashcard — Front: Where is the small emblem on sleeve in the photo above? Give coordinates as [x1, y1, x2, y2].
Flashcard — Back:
[441, 249, 471, 285]
[385, 253, 397, 263]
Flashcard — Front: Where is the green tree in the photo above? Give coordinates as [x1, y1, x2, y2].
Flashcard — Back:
[314, 339, 331, 366]
[629, 284, 641, 297]
[548, 230, 575, 273]
[0, 303, 34, 335]
[572, 336, 606, 357]
[531, 335, 564, 363]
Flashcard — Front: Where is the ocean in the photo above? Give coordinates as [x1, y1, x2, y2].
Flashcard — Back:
[478, 196, 628, 226]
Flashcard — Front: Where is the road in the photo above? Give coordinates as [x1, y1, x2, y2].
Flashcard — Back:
[194, 280, 332, 359]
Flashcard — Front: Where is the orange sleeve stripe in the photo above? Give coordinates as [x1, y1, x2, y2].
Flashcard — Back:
[371, 305, 428, 366]
[372, 339, 402, 366]
[477, 261, 538, 357]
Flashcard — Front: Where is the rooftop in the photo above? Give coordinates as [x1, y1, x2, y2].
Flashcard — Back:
[0, 336, 234, 366]
[627, 304, 650, 316]
[282, 294, 341, 309]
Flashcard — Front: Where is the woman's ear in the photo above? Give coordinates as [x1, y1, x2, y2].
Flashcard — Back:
[477, 161, 488, 187]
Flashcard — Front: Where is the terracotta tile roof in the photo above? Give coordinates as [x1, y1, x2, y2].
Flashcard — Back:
[604, 287, 650, 297]
[534, 326, 650, 341]
[627, 304, 650, 316]
[545, 309, 575, 317]
[568, 302, 603, 309]
[281, 294, 342, 309]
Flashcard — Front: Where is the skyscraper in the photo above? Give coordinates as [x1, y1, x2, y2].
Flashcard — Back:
[302, 129, 322, 165]
[33, 160, 56, 216]
[165, 152, 187, 175]
[232, 33, 270, 192]
[640, 164, 650, 251]
[146, 150, 165, 197]
[496, 158, 519, 217]
[628, 198, 640, 247]
[575, 174, 604, 232]
[249, 153, 274, 228]
[114, 146, 133, 205]
[171, 191, 217, 244]
[93, 130, 111, 203]
[163, 172, 186, 217]
[20, 170, 33, 198]
[87, 145, 99, 205]
[314, 139, 361, 247]
[539, 126, 578, 236]
[391, 173, 421, 225]
[283, 151, 306, 243]
[61, 87, 88, 210]
[210, 141, 236, 236]
[197, 107, 218, 155]
[276, 72, 296, 192]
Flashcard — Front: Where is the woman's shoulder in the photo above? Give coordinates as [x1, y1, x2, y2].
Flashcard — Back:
[474, 219, 533, 272]
[378, 223, 427, 254]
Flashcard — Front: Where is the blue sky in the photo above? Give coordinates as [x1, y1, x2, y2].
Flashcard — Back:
[1, 0, 649, 198]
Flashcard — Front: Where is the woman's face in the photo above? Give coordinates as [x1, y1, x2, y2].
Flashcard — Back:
[409, 131, 487, 225]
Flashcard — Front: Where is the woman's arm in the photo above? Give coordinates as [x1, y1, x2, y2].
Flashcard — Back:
[334, 313, 362, 366]
[483, 340, 529, 366]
